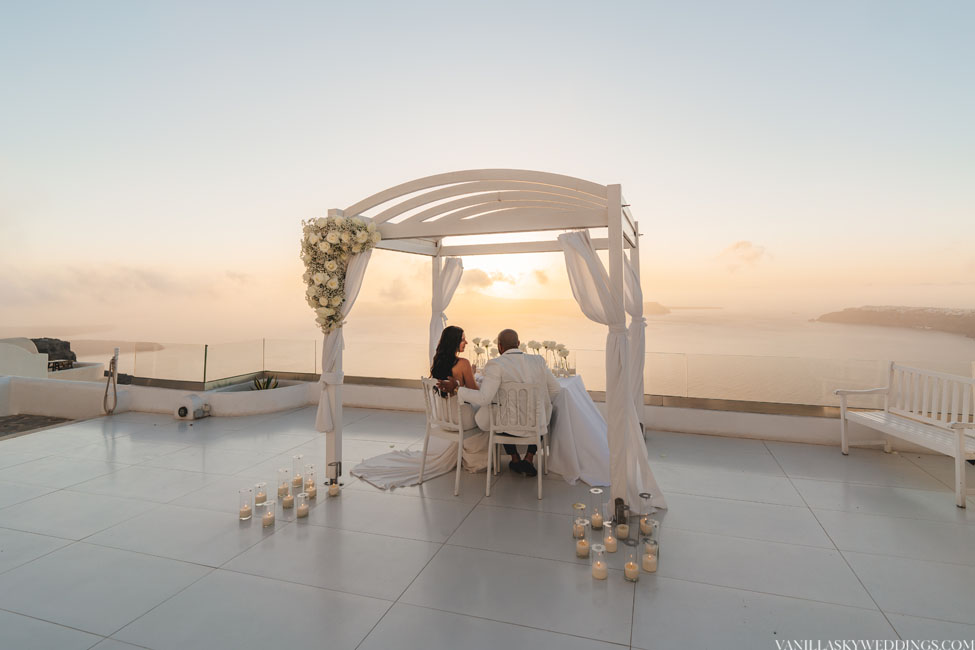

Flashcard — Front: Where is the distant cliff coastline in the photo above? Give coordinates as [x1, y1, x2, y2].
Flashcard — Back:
[817, 306, 975, 339]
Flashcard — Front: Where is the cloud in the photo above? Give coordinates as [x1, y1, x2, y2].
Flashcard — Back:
[533, 270, 548, 284]
[718, 241, 769, 273]
[379, 279, 410, 301]
[459, 269, 516, 290]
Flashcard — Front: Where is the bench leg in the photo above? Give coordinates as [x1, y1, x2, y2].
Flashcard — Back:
[883, 438, 892, 454]
[956, 432, 967, 509]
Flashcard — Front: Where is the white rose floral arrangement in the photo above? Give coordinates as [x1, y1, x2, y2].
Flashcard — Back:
[300, 215, 381, 334]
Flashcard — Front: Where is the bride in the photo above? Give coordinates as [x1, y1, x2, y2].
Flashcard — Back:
[430, 325, 478, 430]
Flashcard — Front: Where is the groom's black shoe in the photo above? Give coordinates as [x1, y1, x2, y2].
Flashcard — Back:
[509, 459, 526, 475]
[522, 461, 538, 478]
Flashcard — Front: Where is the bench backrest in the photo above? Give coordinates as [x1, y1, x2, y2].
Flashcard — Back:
[887, 363, 974, 429]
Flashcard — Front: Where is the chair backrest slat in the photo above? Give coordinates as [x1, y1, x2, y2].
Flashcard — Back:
[490, 381, 542, 437]
[420, 377, 464, 433]
[888, 364, 975, 429]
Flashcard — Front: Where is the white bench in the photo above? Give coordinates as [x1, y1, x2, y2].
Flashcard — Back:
[835, 363, 975, 508]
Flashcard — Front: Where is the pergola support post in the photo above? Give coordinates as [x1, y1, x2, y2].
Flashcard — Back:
[430, 253, 443, 361]
[629, 222, 646, 431]
[606, 183, 630, 505]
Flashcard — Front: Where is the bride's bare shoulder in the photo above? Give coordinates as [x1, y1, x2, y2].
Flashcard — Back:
[453, 357, 472, 371]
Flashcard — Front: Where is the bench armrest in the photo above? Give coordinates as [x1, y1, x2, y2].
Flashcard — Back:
[949, 422, 975, 430]
[833, 387, 888, 396]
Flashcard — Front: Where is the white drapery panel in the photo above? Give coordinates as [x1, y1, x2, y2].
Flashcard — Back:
[559, 231, 665, 510]
[428, 257, 464, 361]
[316, 249, 373, 432]
[624, 258, 647, 428]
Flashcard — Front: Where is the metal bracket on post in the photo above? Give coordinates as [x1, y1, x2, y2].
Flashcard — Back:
[328, 461, 342, 484]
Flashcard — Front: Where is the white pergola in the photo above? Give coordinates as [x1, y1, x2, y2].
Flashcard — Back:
[317, 169, 660, 508]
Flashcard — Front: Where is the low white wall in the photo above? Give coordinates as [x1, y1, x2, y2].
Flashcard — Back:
[0, 376, 11, 416]
[49, 362, 105, 382]
[8, 376, 108, 420]
[0, 342, 48, 379]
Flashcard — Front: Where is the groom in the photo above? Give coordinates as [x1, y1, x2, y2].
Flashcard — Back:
[440, 329, 561, 477]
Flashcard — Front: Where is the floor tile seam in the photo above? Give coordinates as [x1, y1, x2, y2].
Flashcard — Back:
[300, 519, 458, 544]
[100, 637, 154, 650]
[440, 539, 624, 572]
[899, 452, 963, 492]
[0, 604, 109, 640]
[0, 453, 56, 470]
[342, 485, 490, 506]
[215, 563, 402, 604]
[661, 523, 837, 550]
[376, 601, 633, 648]
[72, 538, 234, 572]
[0, 521, 78, 543]
[761, 440, 902, 640]
[808, 504, 975, 528]
[0, 486, 59, 513]
[835, 545, 975, 571]
[102, 565, 219, 640]
[643, 573, 889, 614]
[0, 536, 78, 577]
[877, 609, 975, 629]
[659, 487, 807, 509]
[775, 472, 951, 494]
[648, 457, 794, 478]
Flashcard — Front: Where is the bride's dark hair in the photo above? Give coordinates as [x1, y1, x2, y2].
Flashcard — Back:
[430, 326, 464, 380]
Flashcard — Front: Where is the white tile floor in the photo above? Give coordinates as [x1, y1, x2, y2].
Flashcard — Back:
[1, 406, 974, 649]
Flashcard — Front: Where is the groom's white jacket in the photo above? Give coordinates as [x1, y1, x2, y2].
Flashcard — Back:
[458, 349, 562, 432]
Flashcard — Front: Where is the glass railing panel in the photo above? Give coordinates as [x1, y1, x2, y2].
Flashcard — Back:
[645, 352, 688, 398]
[132, 342, 206, 382]
[71, 340, 139, 377]
[263, 339, 318, 374]
[205, 340, 263, 381]
[344, 340, 428, 380]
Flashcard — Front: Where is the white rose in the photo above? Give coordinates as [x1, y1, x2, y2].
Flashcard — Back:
[332, 215, 346, 226]
[556, 343, 566, 351]
[319, 296, 330, 306]
[352, 217, 364, 226]
[330, 295, 343, 307]
[313, 272, 326, 284]
[316, 217, 327, 228]
[321, 306, 335, 317]
[306, 297, 318, 307]
[324, 260, 338, 272]
[370, 231, 381, 243]
[351, 244, 361, 254]
[326, 231, 340, 244]
[318, 241, 330, 253]
[301, 254, 311, 263]
[326, 278, 339, 290]
[518, 342, 527, 352]
[559, 349, 570, 358]
[340, 232, 350, 243]
[355, 231, 368, 243]
[308, 233, 320, 244]
[367, 222, 376, 233]
[305, 286, 317, 297]
[302, 272, 310, 282]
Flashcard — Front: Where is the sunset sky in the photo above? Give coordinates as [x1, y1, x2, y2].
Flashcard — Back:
[1, 1, 973, 344]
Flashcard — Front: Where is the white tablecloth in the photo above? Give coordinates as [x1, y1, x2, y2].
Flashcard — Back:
[352, 375, 611, 489]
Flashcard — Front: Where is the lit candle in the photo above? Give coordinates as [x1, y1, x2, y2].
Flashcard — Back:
[572, 520, 585, 538]
[262, 509, 275, 527]
[297, 503, 309, 518]
[624, 561, 639, 581]
[642, 553, 657, 572]
[617, 523, 629, 539]
[238, 504, 252, 520]
[591, 511, 603, 530]
[292, 474, 303, 488]
[640, 517, 652, 536]
[305, 478, 315, 491]
[575, 539, 590, 558]
[591, 560, 608, 580]
[254, 491, 266, 505]
[604, 535, 617, 553]
[282, 494, 294, 509]
[305, 484, 317, 499]
[278, 483, 289, 498]
[328, 483, 340, 497]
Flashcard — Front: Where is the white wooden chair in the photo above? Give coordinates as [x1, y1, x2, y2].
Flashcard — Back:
[420, 377, 479, 496]
[485, 381, 549, 500]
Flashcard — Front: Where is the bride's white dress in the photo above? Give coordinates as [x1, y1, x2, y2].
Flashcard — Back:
[352, 376, 621, 490]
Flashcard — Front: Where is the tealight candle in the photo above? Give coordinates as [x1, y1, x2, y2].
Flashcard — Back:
[262, 501, 276, 527]
[642, 553, 658, 572]
[305, 484, 317, 499]
[292, 454, 304, 487]
[238, 487, 253, 521]
[575, 539, 590, 558]
[592, 560, 608, 580]
[591, 511, 603, 530]
[328, 483, 340, 497]
[254, 488, 267, 505]
[282, 494, 294, 509]
[617, 523, 629, 539]
[603, 522, 617, 553]
[572, 520, 585, 539]
[297, 503, 309, 517]
[624, 561, 639, 581]
[238, 504, 252, 520]
[278, 483, 289, 498]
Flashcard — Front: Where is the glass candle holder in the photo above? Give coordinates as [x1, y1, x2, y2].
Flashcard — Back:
[262, 500, 276, 527]
[623, 539, 640, 582]
[254, 482, 267, 506]
[304, 465, 317, 498]
[574, 519, 591, 558]
[238, 488, 253, 520]
[327, 461, 341, 496]
[642, 537, 659, 573]
[292, 455, 304, 488]
[616, 509, 630, 540]
[282, 484, 294, 509]
[296, 492, 309, 518]
[589, 488, 604, 530]
[572, 516, 587, 540]
[590, 543, 608, 580]
[277, 468, 291, 498]
[571, 502, 586, 537]
[603, 521, 618, 553]
[639, 492, 656, 536]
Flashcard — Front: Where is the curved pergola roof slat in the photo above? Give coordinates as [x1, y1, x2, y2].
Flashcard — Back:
[380, 205, 607, 240]
[386, 190, 605, 227]
[344, 169, 608, 220]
